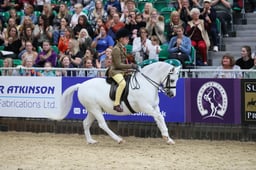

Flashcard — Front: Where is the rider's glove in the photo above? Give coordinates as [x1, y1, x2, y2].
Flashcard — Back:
[132, 64, 139, 71]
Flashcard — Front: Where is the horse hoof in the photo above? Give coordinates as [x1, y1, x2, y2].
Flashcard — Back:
[167, 139, 175, 145]
[87, 139, 98, 144]
[118, 139, 126, 144]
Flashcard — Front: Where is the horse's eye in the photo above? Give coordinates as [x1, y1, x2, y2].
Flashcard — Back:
[170, 79, 175, 83]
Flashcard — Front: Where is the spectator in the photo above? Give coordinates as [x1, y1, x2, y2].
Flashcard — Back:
[70, 3, 87, 28]
[166, 11, 185, 42]
[168, 25, 191, 67]
[124, 0, 138, 13]
[201, 0, 219, 52]
[142, 2, 153, 22]
[178, 0, 192, 28]
[35, 40, 58, 67]
[41, 61, 56, 76]
[146, 9, 166, 45]
[211, 0, 232, 37]
[20, 56, 42, 76]
[0, 57, 14, 76]
[64, 38, 83, 67]
[104, 0, 122, 13]
[57, 55, 76, 76]
[88, 0, 108, 29]
[100, 48, 112, 68]
[2, 18, 19, 42]
[34, 0, 51, 12]
[146, 35, 161, 61]
[73, 15, 94, 38]
[9, 8, 21, 25]
[215, 54, 242, 78]
[19, 16, 35, 38]
[53, 17, 69, 46]
[21, 26, 38, 52]
[42, 3, 55, 26]
[78, 56, 98, 77]
[108, 12, 125, 40]
[52, 3, 72, 28]
[58, 26, 74, 54]
[20, 40, 38, 62]
[120, 6, 129, 23]
[125, 10, 139, 43]
[3, 26, 22, 58]
[33, 14, 53, 47]
[105, 6, 118, 30]
[247, 57, 256, 79]
[20, 4, 37, 24]
[93, 18, 106, 37]
[83, 47, 100, 68]
[132, 27, 151, 63]
[235, 45, 254, 69]
[186, 8, 210, 65]
[78, 28, 92, 56]
[80, 0, 95, 12]
[91, 25, 114, 59]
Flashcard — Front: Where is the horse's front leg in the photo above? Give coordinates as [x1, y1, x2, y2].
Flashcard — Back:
[83, 113, 98, 144]
[91, 109, 124, 144]
[146, 105, 175, 145]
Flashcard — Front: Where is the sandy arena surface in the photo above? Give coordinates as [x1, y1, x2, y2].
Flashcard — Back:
[0, 131, 255, 170]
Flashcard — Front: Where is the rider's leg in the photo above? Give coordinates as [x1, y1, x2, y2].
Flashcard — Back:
[112, 73, 126, 112]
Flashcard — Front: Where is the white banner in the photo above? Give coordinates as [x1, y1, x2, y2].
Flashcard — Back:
[0, 77, 62, 118]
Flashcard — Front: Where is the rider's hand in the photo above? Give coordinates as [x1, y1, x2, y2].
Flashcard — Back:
[132, 64, 139, 71]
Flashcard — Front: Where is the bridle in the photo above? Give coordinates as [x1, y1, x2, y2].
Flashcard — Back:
[130, 67, 177, 96]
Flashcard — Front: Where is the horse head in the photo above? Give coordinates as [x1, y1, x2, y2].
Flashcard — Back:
[163, 65, 181, 98]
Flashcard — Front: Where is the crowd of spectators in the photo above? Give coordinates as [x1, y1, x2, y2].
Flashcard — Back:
[0, 0, 254, 77]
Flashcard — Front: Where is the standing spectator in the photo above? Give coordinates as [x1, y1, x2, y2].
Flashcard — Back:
[201, 0, 219, 52]
[132, 27, 151, 63]
[70, 3, 88, 28]
[73, 15, 94, 38]
[64, 38, 83, 67]
[91, 25, 114, 59]
[186, 8, 210, 65]
[211, 0, 232, 37]
[178, 0, 192, 28]
[78, 56, 98, 77]
[168, 25, 191, 67]
[146, 9, 166, 45]
[236, 45, 254, 69]
[35, 40, 58, 67]
[33, 14, 53, 47]
[58, 26, 74, 54]
[88, 0, 108, 29]
[166, 11, 185, 42]
[147, 35, 161, 61]
[215, 54, 242, 78]
[78, 28, 92, 56]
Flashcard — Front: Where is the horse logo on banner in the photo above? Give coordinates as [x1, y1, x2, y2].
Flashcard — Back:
[197, 81, 228, 120]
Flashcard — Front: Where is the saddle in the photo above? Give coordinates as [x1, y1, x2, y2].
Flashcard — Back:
[106, 75, 136, 113]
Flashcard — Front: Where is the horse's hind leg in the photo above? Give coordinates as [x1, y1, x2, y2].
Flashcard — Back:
[83, 113, 97, 144]
[91, 109, 123, 143]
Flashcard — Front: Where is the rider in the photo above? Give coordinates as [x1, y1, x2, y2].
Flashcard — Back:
[108, 28, 139, 112]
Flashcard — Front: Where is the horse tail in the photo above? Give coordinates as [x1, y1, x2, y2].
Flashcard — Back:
[51, 83, 81, 121]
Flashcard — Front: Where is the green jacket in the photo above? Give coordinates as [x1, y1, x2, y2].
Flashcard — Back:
[108, 42, 133, 77]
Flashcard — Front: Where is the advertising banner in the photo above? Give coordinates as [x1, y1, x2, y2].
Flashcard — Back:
[62, 77, 186, 123]
[186, 79, 241, 124]
[0, 77, 62, 118]
[241, 79, 256, 124]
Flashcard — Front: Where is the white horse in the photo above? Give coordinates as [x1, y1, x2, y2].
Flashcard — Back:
[52, 62, 181, 144]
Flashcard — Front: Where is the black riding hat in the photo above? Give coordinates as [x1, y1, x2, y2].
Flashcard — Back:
[116, 28, 130, 40]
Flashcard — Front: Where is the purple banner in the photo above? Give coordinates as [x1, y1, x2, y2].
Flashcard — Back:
[62, 77, 185, 122]
[186, 79, 241, 124]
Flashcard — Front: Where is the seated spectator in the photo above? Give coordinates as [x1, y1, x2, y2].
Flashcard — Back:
[211, 0, 232, 37]
[1, 17, 19, 43]
[83, 47, 100, 68]
[105, 6, 118, 30]
[21, 26, 38, 52]
[132, 27, 151, 63]
[20, 40, 38, 62]
[100, 48, 112, 69]
[78, 56, 98, 77]
[19, 16, 35, 38]
[52, 3, 72, 28]
[41, 61, 56, 76]
[81, 0, 95, 12]
[0, 57, 14, 76]
[168, 25, 191, 67]
[166, 11, 185, 42]
[215, 54, 242, 78]
[42, 3, 55, 26]
[70, 3, 87, 28]
[3, 26, 22, 58]
[78, 28, 92, 56]
[64, 38, 83, 67]
[91, 25, 114, 59]
[93, 18, 106, 38]
[35, 40, 58, 67]
[9, 8, 21, 25]
[120, 6, 130, 23]
[73, 15, 94, 38]
[124, 0, 139, 13]
[104, 0, 122, 13]
[20, 4, 37, 24]
[142, 2, 153, 22]
[53, 17, 69, 46]
[247, 57, 256, 79]
[56, 55, 76, 76]
[108, 12, 125, 40]
[186, 8, 210, 65]
[34, 0, 51, 12]
[201, 0, 219, 52]
[235, 45, 254, 69]
[146, 9, 166, 45]
[88, 0, 108, 29]
[33, 14, 53, 47]
[20, 56, 42, 76]
[58, 26, 74, 54]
